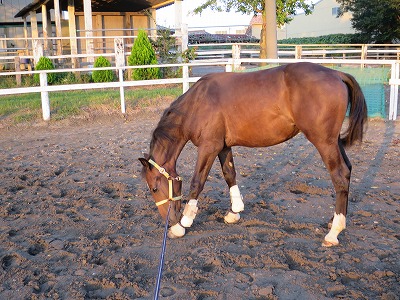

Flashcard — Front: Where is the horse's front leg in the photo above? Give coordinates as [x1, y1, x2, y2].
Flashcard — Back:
[218, 147, 244, 224]
[168, 143, 222, 238]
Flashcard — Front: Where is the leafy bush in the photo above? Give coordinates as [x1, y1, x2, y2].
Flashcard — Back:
[182, 47, 197, 63]
[33, 57, 57, 85]
[128, 30, 160, 80]
[152, 29, 198, 78]
[57, 72, 77, 84]
[279, 33, 368, 44]
[92, 56, 115, 83]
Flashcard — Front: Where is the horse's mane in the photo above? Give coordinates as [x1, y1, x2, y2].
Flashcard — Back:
[148, 76, 209, 160]
[149, 94, 187, 158]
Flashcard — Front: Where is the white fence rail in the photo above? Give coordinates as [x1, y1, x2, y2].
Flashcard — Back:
[0, 58, 399, 121]
[1, 34, 399, 71]
[190, 43, 400, 60]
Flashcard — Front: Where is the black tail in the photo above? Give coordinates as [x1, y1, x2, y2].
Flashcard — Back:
[339, 72, 368, 147]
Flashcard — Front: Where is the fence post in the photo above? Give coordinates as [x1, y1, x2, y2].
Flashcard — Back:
[361, 44, 367, 60]
[225, 59, 233, 72]
[33, 38, 43, 65]
[14, 57, 22, 86]
[182, 64, 189, 93]
[295, 45, 302, 59]
[232, 44, 241, 71]
[389, 62, 399, 120]
[39, 71, 50, 121]
[115, 38, 126, 113]
[119, 68, 126, 114]
[181, 23, 188, 54]
[181, 24, 189, 93]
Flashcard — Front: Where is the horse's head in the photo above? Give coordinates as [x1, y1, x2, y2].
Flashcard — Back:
[139, 157, 183, 225]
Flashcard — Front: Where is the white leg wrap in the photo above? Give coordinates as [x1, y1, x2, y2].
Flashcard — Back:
[324, 213, 346, 246]
[180, 199, 198, 228]
[168, 223, 185, 238]
[224, 211, 241, 224]
[230, 185, 244, 213]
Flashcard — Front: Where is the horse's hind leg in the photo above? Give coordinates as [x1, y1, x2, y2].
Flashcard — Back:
[218, 147, 244, 223]
[328, 140, 352, 230]
[314, 140, 351, 247]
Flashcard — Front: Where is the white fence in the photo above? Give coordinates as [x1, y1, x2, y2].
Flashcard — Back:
[192, 43, 400, 61]
[1, 33, 399, 70]
[0, 57, 399, 121]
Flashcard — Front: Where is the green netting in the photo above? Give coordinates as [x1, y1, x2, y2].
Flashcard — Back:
[331, 66, 390, 117]
[242, 64, 390, 118]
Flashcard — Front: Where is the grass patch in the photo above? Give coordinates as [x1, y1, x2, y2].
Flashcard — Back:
[0, 85, 182, 125]
[13, 111, 40, 123]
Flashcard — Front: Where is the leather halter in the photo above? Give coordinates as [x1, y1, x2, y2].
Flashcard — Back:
[148, 159, 183, 206]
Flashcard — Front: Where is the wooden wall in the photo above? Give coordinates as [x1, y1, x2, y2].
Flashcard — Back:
[75, 12, 150, 53]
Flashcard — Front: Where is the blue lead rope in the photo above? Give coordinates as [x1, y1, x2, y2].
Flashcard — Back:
[153, 202, 171, 300]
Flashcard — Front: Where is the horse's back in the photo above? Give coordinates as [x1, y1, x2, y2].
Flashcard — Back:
[182, 63, 349, 147]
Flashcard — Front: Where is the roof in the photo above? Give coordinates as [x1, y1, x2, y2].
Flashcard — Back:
[250, 14, 263, 25]
[188, 30, 258, 44]
[15, 0, 174, 18]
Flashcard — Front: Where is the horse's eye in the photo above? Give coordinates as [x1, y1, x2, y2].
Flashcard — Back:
[152, 187, 158, 193]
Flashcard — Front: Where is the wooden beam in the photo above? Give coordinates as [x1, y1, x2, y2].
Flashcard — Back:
[83, 0, 94, 64]
[53, 0, 63, 57]
[46, 11, 53, 53]
[174, 0, 182, 31]
[149, 8, 157, 39]
[23, 17, 29, 53]
[95, 14, 103, 53]
[175, 0, 183, 57]
[41, 4, 49, 52]
[30, 11, 39, 39]
[68, 0, 79, 69]
[152, 0, 175, 9]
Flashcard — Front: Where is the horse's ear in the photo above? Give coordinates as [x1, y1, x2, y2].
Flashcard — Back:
[138, 158, 150, 169]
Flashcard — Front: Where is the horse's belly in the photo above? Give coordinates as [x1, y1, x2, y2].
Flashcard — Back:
[226, 118, 299, 147]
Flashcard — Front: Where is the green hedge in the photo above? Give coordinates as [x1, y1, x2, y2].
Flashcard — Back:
[33, 57, 57, 85]
[92, 56, 116, 83]
[128, 29, 160, 80]
[279, 33, 368, 45]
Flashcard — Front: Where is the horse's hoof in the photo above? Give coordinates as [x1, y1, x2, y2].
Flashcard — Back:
[224, 211, 240, 224]
[167, 231, 182, 239]
[168, 223, 185, 238]
[322, 239, 339, 247]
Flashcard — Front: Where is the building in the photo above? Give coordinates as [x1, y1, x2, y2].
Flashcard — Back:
[1, 0, 180, 59]
[250, 0, 355, 40]
[0, 0, 35, 50]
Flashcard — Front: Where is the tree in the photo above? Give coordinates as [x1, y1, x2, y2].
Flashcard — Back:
[128, 30, 160, 80]
[336, 0, 400, 43]
[92, 56, 116, 83]
[34, 57, 57, 85]
[193, 0, 314, 58]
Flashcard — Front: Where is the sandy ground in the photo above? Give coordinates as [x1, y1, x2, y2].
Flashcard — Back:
[0, 107, 399, 300]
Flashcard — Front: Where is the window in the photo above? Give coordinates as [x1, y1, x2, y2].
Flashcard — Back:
[332, 7, 341, 16]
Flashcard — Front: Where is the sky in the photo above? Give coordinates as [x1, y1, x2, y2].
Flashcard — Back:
[156, 0, 253, 32]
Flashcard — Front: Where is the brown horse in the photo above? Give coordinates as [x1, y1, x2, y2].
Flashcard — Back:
[139, 62, 367, 247]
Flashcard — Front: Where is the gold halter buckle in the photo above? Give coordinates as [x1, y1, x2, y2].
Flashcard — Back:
[148, 159, 183, 206]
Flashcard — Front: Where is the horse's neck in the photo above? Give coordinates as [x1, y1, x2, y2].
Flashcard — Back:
[150, 106, 189, 171]
[151, 138, 187, 174]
